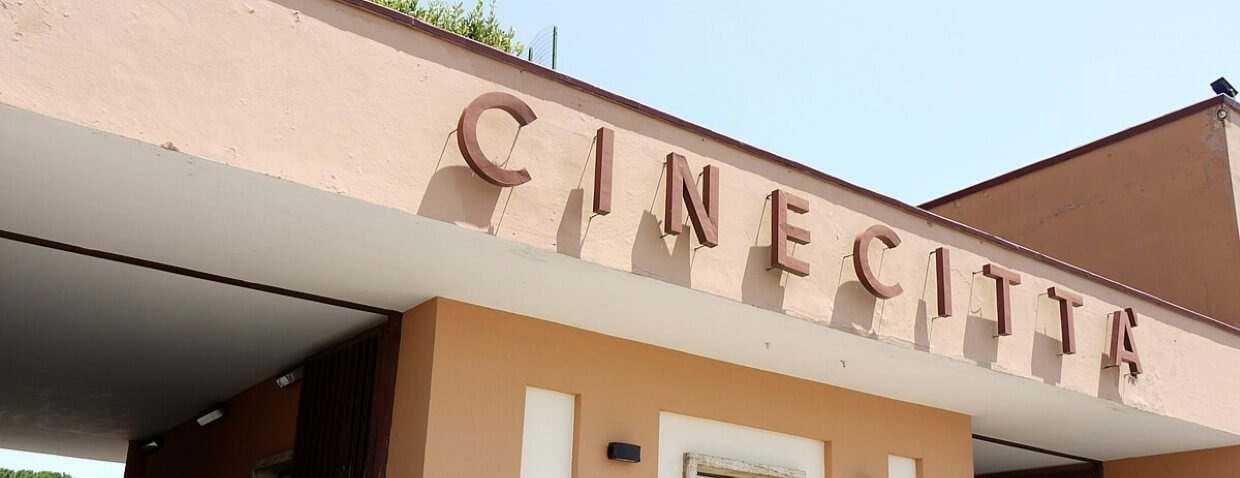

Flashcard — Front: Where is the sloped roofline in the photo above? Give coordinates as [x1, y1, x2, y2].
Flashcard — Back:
[922, 94, 1240, 209]
[333, 0, 1240, 336]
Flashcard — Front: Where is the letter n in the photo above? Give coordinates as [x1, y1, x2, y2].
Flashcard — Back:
[664, 153, 719, 247]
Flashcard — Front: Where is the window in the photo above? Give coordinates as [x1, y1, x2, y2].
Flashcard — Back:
[684, 453, 806, 478]
[887, 454, 918, 478]
[658, 412, 824, 478]
[519, 387, 576, 478]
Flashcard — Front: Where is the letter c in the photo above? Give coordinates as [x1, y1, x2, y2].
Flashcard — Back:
[853, 224, 903, 299]
[457, 92, 537, 187]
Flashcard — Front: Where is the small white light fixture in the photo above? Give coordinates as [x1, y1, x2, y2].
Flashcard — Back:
[139, 437, 163, 453]
[275, 367, 304, 388]
[196, 405, 227, 427]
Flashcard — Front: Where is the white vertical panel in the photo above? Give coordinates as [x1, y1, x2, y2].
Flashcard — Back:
[519, 387, 576, 478]
[888, 455, 918, 478]
[657, 412, 825, 478]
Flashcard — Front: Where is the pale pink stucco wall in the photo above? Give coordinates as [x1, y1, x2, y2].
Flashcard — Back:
[1, 0, 1239, 437]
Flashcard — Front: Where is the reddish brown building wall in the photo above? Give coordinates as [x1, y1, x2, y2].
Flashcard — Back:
[124, 376, 300, 478]
[928, 103, 1240, 326]
[1104, 445, 1240, 478]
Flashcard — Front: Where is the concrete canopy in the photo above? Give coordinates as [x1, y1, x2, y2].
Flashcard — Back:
[1, 103, 1236, 466]
[0, 239, 385, 461]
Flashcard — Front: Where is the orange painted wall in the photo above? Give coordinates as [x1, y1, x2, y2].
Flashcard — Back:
[124, 376, 300, 478]
[387, 297, 974, 478]
[386, 299, 438, 478]
[929, 106, 1240, 326]
[1104, 445, 1240, 478]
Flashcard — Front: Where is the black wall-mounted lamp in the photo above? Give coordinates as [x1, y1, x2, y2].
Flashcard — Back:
[1212, 77, 1237, 98]
[607, 442, 641, 463]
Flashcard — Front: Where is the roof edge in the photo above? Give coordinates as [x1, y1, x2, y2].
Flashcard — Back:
[921, 94, 1239, 209]
[331, 0, 1240, 336]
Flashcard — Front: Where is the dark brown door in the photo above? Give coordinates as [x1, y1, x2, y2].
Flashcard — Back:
[291, 318, 401, 478]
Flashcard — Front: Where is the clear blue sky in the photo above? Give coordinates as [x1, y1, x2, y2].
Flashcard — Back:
[500, 0, 1237, 204]
[4, 1, 1236, 476]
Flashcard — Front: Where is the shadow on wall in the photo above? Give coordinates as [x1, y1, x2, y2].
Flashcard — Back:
[831, 280, 878, 335]
[556, 188, 587, 257]
[829, 252, 878, 335]
[416, 164, 502, 230]
[1097, 357, 1124, 403]
[631, 211, 692, 287]
[962, 315, 1001, 367]
[963, 315, 999, 367]
[912, 252, 940, 351]
[417, 122, 524, 232]
[1030, 295, 1065, 385]
[555, 137, 599, 257]
[740, 196, 789, 312]
[741, 245, 788, 312]
[1031, 333, 1065, 385]
[913, 299, 931, 351]
[1096, 328, 1134, 403]
[961, 273, 1000, 367]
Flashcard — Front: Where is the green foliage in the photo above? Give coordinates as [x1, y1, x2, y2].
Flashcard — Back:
[0, 468, 74, 478]
[373, 0, 525, 55]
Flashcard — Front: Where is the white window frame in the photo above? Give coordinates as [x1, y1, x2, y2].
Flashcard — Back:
[684, 452, 806, 478]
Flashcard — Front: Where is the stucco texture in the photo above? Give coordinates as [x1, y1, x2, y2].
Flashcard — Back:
[1, 0, 1239, 439]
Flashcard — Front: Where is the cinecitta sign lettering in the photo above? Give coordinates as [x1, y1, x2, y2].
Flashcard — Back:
[455, 92, 1144, 375]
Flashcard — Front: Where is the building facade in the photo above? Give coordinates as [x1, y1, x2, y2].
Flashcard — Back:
[0, 1, 1237, 477]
